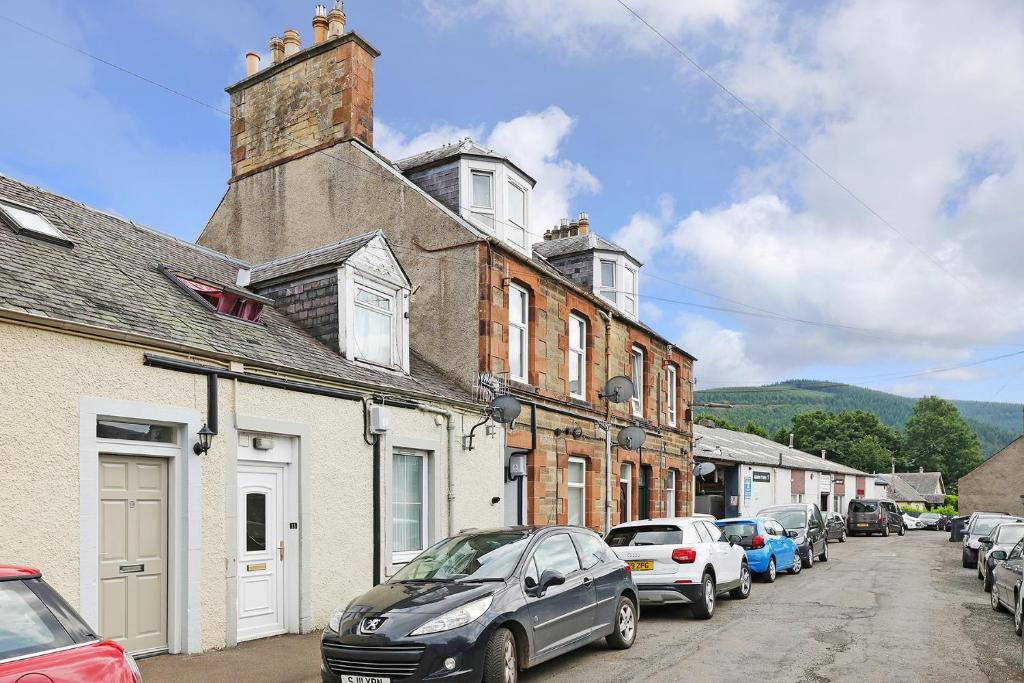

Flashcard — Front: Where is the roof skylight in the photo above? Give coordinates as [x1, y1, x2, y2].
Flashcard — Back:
[0, 200, 72, 246]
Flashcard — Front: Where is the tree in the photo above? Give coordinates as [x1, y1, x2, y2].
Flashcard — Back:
[903, 397, 983, 493]
[789, 409, 904, 473]
[744, 421, 769, 438]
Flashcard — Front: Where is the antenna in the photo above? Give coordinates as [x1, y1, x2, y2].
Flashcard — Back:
[616, 426, 647, 450]
[600, 376, 635, 404]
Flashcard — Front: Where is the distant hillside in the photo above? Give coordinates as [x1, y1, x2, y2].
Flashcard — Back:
[694, 380, 1021, 458]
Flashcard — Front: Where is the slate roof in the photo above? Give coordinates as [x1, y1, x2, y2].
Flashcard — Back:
[891, 472, 945, 504]
[694, 425, 872, 477]
[0, 173, 477, 405]
[395, 138, 536, 184]
[874, 474, 927, 503]
[251, 232, 378, 285]
[532, 233, 638, 263]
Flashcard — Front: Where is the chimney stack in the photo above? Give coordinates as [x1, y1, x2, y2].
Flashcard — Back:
[269, 36, 284, 64]
[789, 433, 794, 448]
[543, 229, 554, 241]
[821, 449, 826, 459]
[245, 51, 260, 76]
[919, 466, 924, 473]
[313, 5, 329, 44]
[329, 0, 347, 36]
[282, 28, 301, 57]
[559, 218, 570, 239]
[578, 211, 589, 235]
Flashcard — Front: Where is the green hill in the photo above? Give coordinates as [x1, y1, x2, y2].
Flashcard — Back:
[694, 380, 1021, 458]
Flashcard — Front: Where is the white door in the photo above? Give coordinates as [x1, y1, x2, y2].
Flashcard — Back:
[237, 465, 286, 641]
[98, 455, 168, 654]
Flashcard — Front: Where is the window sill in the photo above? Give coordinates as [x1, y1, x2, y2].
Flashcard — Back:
[567, 397, 592, 410]
[507, 379, 536, 393]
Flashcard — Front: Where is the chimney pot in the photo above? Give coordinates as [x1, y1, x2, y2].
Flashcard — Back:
[245, 51, 260, 76]
[543, 229, 553, 241]
[328, 0, 347, 37]
[269, 36, 284, 64]
[919, 466, 924, 473]
[313, 6, 330, 44]
[578, 210, 589, 234]
[282, 28, 301, 57]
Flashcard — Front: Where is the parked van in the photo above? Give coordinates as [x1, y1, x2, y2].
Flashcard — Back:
[847, 498, 904, 537]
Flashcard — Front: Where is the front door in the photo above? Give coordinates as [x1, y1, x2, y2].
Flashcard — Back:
[237, 465, 287, 641]
[98, 455, 168, 654]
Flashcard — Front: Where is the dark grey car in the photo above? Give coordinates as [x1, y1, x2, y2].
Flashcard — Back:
[320, 526, 637, 683]
[824, 512, 847, 543]
[847, 498, 904, 537]
[756, 504, 829, 568]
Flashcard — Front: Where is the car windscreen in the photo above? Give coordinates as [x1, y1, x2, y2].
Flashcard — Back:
[717, 523, 757, 548]
[606, 525, 684, 547]
[0, 579, 76, 661]
[919, 513, 940, 520]
[390, 532, 531, 583]
[763, 510, 806, 529]
[850, 501, 879, 513]
[973, 517, 1013, 536]
[995, 525, 1024, 545]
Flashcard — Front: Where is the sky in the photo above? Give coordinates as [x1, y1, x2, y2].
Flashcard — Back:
[3, 0, 1024, 404]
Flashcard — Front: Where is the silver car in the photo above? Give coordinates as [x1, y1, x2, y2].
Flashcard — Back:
[963, 514, 1023, 568]
[979, 522, 1024, 592]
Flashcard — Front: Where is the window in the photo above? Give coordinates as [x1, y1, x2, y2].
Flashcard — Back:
[666, 469, 677, 516]
[568, 315, 586, 399]
[353, 284, 395, 366]
[631, 346, 644, 417]
[692, 521, 712, 543]
[0, 580, 76, 661]
[703, 521, 726, 543]
[531, 533, 581, 577]
[470, 171, 494, 229]
[666, 365, 677, 426]
[568, 457, 586, 527]
[507, 182, 527, 248]
[508, 284, 529, 382]
[623, 267, 637, 316]
[174, 273, 264, 322]
[638, 465, 651, 519]
[0, 200, 72, 246]
[96, 419, 176, 444]
[619, 462, 633, 523]
[599, 260, 616, 303]
[792, 494, 804, 503]
[245, 493, 266, 552]
[574, 532, 609, 570]
[393, 451, 428, 563]
[606, 524, 683, 547]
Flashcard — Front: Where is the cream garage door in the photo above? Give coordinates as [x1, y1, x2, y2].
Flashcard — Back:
[99, 455, 168, 654]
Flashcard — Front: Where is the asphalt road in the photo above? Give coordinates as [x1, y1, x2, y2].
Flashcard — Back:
[139, 531, 1024, 682]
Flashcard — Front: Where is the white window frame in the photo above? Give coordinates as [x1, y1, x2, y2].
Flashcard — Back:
[666, 365, 677, 427]
[351, 282, 396, 367]
[620, 462, 633, 523]
[506, 180, 528, 249]
[469, 170, 495, 230]
[623, 267, 638, 316]
[631, 346, 644, 417]
[0, 198, 72, 246]
[568, 457, 586, 527]
[568, 314, 586, 400]
[392, 450, 429, 564]
[667, 469, 677, 516]
[508, 284, 529, 383]
[598, 260, 617, 304]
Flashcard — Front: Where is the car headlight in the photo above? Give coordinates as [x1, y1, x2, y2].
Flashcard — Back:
[328, 607, 345, 633]
[410, 595, 493, 636]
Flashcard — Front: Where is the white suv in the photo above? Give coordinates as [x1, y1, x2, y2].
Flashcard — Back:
[606, 517, 751, 619]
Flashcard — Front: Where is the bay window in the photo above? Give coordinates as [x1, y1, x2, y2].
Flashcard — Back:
[623, 267, 637, 316]
[599, 260, 616, 303]
[470, 170, 495, 229]
[568, 457, 586, 527]
[631, 346, 644, 417]
[507, 182, 527, 248]
[353, 284, 394, 366]
[568, 314, 586, 399]
[509, 284, 529, 382]
[666, 365, 678, 426]
[393, 451, 428, 563]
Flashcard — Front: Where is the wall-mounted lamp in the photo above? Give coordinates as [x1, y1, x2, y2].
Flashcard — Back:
[193, 424, 214, 455]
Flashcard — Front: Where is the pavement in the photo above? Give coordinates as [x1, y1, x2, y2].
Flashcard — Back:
[139, 531, 1024, 682]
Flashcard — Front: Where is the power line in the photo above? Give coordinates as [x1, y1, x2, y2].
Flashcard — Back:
[613, 0, 971, 290]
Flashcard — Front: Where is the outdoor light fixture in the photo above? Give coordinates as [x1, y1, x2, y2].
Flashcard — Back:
[193, 424, 214, 455]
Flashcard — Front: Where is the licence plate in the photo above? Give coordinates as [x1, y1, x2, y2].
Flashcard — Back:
[341, 677, 390, 683]
[856, 523, 868, 527]
[628, 560, 653, 571]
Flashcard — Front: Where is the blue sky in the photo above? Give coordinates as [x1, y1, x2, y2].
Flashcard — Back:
[4, 0, 1024, 404]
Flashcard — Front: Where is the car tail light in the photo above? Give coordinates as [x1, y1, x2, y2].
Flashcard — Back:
[878, 509, 885, 523]
[751, 535, 765, 549]
[623, 562, 632, 574]
[671, 547, 697, 564]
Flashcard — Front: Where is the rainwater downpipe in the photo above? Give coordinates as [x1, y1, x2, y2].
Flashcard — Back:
[597, 309, 614, 533]
[414, 404, 459, 536]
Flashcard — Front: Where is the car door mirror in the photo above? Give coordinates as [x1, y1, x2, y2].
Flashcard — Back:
[536, 569, 566, 597]
[788, 530, 799, 538]
[728, 534, 741, 546]
[991, 550, 1008, 561]
[978, 537, 991, 544]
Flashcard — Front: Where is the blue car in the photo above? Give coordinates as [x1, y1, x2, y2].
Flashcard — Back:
[715, 517, 802, 582]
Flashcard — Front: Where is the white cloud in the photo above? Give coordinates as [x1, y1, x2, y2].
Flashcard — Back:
[640, 302, 664, 324]
[376, 106, 599, 239]
[675, 314, 772, 388]
[612, 193, 673, 263]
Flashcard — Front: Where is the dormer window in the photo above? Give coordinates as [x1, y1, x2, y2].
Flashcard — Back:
[470, 171, 495, 229]
[599, 260, 616, 303]
[507, 182, 527, 248]
[353, 284, 395, 366]
[623, 267, 637, 316]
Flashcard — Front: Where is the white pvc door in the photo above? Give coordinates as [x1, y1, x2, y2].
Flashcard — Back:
[237, 465, 286, 641]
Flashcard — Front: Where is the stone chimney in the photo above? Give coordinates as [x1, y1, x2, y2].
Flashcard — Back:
[578, 211, 589, 235]
[918, 466, 924, 473]
[229, 4, 380, 181]
[245, 52, 260, 77]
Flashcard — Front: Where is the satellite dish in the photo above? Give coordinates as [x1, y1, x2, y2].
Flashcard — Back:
[600, 376, 635, 404]
[488, 395, 522, 425]
[616, 426, 647, 450]
[694, 462, 715, 478]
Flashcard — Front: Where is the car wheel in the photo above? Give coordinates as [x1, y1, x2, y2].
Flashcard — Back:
[788, 553, 802, 575]
[819, 541, 829, 563]
[730, 564, 752, 599]
[978, 562, 985, 581]
[606, 596, 637, 650]
[839, 529, 847, 543]
[882, 524, 890, 538]
[482, 627, 517, 683]
[992, 586, 1007, 613]
[691, 572, 716, 619]
[897, 524, 905, 537]
[804, 548, 814, 569]
[1015, 593, 1023, 637]
[962, 548, 973, 569]
[764, 557, 777, 583]
[984, 565, 993, 593]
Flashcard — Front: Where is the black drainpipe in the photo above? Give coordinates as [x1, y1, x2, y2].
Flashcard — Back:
[372, 433, 382, 585]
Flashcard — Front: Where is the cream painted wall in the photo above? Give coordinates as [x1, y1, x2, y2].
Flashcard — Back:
[0, 320, 503, 652]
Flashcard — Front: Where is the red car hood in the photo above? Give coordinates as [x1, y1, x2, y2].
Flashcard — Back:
[0, 641, 135, 683]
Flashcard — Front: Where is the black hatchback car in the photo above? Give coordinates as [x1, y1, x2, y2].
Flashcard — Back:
[756, 503, 830, 568]
[320, 526, 638, 683]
